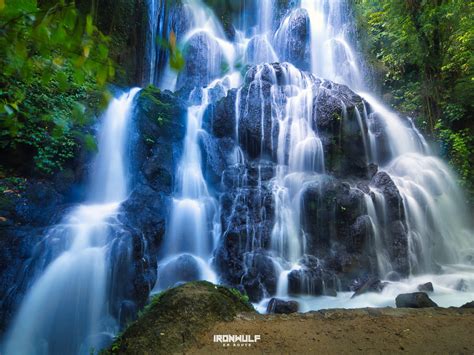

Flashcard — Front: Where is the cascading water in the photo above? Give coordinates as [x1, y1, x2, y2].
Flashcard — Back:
[147, 0, 473, 308]
[155, 86, 219, 289]
[2, 3, 472, 353]
[3, 89, 140, 355]
[280, 0, 473, 305]
[155, 73, 242, 290]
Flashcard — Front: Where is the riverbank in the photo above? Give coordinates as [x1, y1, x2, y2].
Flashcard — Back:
[108, 282, 474, 354]
[192, 307, 474, 354]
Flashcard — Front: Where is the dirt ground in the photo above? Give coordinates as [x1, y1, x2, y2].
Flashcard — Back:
[188, 307, 474, 354]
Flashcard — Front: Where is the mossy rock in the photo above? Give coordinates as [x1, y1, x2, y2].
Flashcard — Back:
[106, 281, 255, 354]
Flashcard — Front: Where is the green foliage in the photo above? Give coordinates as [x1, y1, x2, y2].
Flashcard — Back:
[437, 124, 473, 199]
[140, 84, 175, 124]
[0, 0, 113, 175]
[354, 0, 474, 202]
[229, 287, 250, 304]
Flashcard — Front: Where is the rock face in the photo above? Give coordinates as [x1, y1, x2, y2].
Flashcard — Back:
[210, 63, 410, 299]
[267, 298, 299, 314]
[109, 281, 255, 354]
[395, 292, 438, 308]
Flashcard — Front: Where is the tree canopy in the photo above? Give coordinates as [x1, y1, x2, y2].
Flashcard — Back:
[0, 0, 114, 174]
[354, 0, 473, 201]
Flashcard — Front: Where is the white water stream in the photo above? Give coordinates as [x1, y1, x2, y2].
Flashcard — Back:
[4, 89, 140, 355]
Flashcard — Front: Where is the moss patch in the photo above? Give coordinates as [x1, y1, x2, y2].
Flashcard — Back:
[138, 85, 181, 126]
[106, 281, 255, 354]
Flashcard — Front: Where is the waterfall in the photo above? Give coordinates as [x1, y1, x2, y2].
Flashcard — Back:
[146, 0, 160, 84]
[146, 0, 472, 305]
[3, 89, 140, 355]
[5, 4, 474, 353]
[301, 0, 363, 89]
[155, 75, 241, 290]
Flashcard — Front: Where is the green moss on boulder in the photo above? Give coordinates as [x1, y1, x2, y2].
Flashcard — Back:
[106, 281, 255, 354]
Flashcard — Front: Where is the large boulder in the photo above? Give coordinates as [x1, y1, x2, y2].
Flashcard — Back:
[176, 31, 224, 94]
[417, 282, 434, 293]
[370, 172, 409, 276]
[275, 8, 311, 71]
[109, 281, 255, 354]
[301, 176, 367, 255]
[237, 72, 279, 159]
[267, 298, 299, 314]
[157, 254, 202, 290]
[395, 292, 438, 308]
[314, 83, 369, 178]
[240, 251, 278, 301]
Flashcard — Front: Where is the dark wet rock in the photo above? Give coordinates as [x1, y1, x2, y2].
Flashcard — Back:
[385, 271, 402, 282]
[276, 8, 311, 71]
[301, 176, 367, 254]
[349, 215, 373, 253]
[109, 281, 255, 354]
[200, 136, 235, 187]
[237, 77, 278, 159]
[455, 279, 468, 292]
[157, 254, 202, 289]
[240, 251, 278, 301]
[267, 298, 299, 314]
[287, 256, 337, 297]
[460, 301, 474, 308]
[351, 278, 387, 298]
[395, 292, 438, 308]
[176, 31, 224, 94]
[417, 282, 434, 293]
[112, 87, 187, 317]
[314, 85, 369, 178]
[1, 180, 64, 227]
[367, 163, 378, 179]
[204, 89, 237, 138]
[369, 172, 409, 276]
[244, 62, 286, 86]
[371, 172, 404, 222]
[118, 300, 138, 328]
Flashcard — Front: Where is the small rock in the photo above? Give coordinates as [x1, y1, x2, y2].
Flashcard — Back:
[417, 282, 434, 293]
[351, 278, 387, 298]
[385, 271, 401, 282]
[460, 301, 474, 308]
[266, 298, 299, 314]
[455, 279, 468, 291]
[395, 292, 438, 308]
